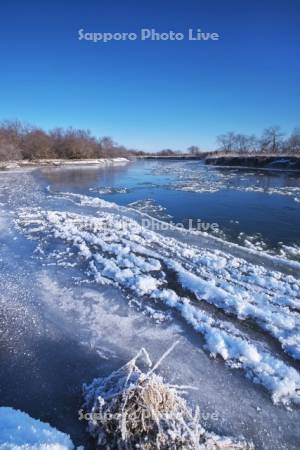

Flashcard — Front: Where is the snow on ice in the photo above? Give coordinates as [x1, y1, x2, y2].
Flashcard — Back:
[15, 192, 300, 406]
[0, 407, 74, 450]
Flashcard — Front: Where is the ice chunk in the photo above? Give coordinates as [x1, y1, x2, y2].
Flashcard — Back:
[0, 407, 74, 449]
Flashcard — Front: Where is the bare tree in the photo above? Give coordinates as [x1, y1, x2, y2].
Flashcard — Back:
[287, 128, 300, 154]
[0, 120, 24, 160]
[216, 132, 236, 153]
[49, 128, 99, 159]
[21, 129, 53, 160]
[0, 136, 22, 160]
[187, 145, 201, 155]
[234, 134, 258, 154]
[156, 149, 176, 156]
[260, 126, 285, 154]
[98, 137, 116, 157]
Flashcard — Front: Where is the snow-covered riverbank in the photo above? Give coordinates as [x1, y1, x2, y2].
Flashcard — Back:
[0, 157, 130, 171]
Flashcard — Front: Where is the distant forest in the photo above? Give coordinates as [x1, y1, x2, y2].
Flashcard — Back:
[0, 120, 134, 161]
[0, 120, 299, 161]
[186, 126, 300, 156]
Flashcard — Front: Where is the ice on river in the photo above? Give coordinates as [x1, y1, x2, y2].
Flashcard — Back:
[15, 189, 300, 406]
[152, 162, 300, 203]
[2, 171, 300, 449]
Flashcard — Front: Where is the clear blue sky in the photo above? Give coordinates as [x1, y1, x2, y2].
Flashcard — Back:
[0, 0, 299, 151]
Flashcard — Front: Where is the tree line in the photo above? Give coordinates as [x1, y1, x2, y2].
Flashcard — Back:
[137, 126, 300, 157]
[1, 120, 299, 161]
[0, 120, 132, 161]
[215, 126, 300, 155]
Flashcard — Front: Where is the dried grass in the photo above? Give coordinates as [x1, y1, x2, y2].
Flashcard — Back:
[83, 343, 254, 450]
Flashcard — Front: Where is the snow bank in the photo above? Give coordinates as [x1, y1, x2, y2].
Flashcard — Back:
[1, 158, 130, 171]
[0, 407, 74, 449]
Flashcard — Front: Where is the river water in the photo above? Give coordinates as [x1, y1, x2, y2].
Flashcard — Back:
[38, 159, 300, 258]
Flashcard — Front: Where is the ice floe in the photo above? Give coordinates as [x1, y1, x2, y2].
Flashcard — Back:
[152, 162, 300, 203]
[128, 198, 173, 221]
[89, 186, 129, 194]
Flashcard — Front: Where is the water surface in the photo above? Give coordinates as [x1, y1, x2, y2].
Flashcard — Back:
[38, 159, 300, 257]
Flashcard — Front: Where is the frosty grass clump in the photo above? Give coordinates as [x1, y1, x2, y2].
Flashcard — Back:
[83, 342, 253, 449]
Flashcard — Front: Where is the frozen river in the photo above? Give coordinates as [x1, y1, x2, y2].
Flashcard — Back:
[0, 160, 300, 449]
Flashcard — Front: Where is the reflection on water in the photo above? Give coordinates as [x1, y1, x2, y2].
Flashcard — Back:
[38, 164, 132, 189]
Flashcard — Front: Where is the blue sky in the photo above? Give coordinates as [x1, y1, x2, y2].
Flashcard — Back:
[0, 0, 299, 151]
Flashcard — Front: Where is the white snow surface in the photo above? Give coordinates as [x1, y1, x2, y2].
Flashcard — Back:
[15, 195, 300, 406]
[0, 407, 74, 450]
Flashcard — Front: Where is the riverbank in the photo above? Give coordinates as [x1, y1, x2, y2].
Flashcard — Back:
[131, 154, 300, 170]
[205, 154, 300, 170]
[0, 157, 130, 171]
[138, 154, 208, 160]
